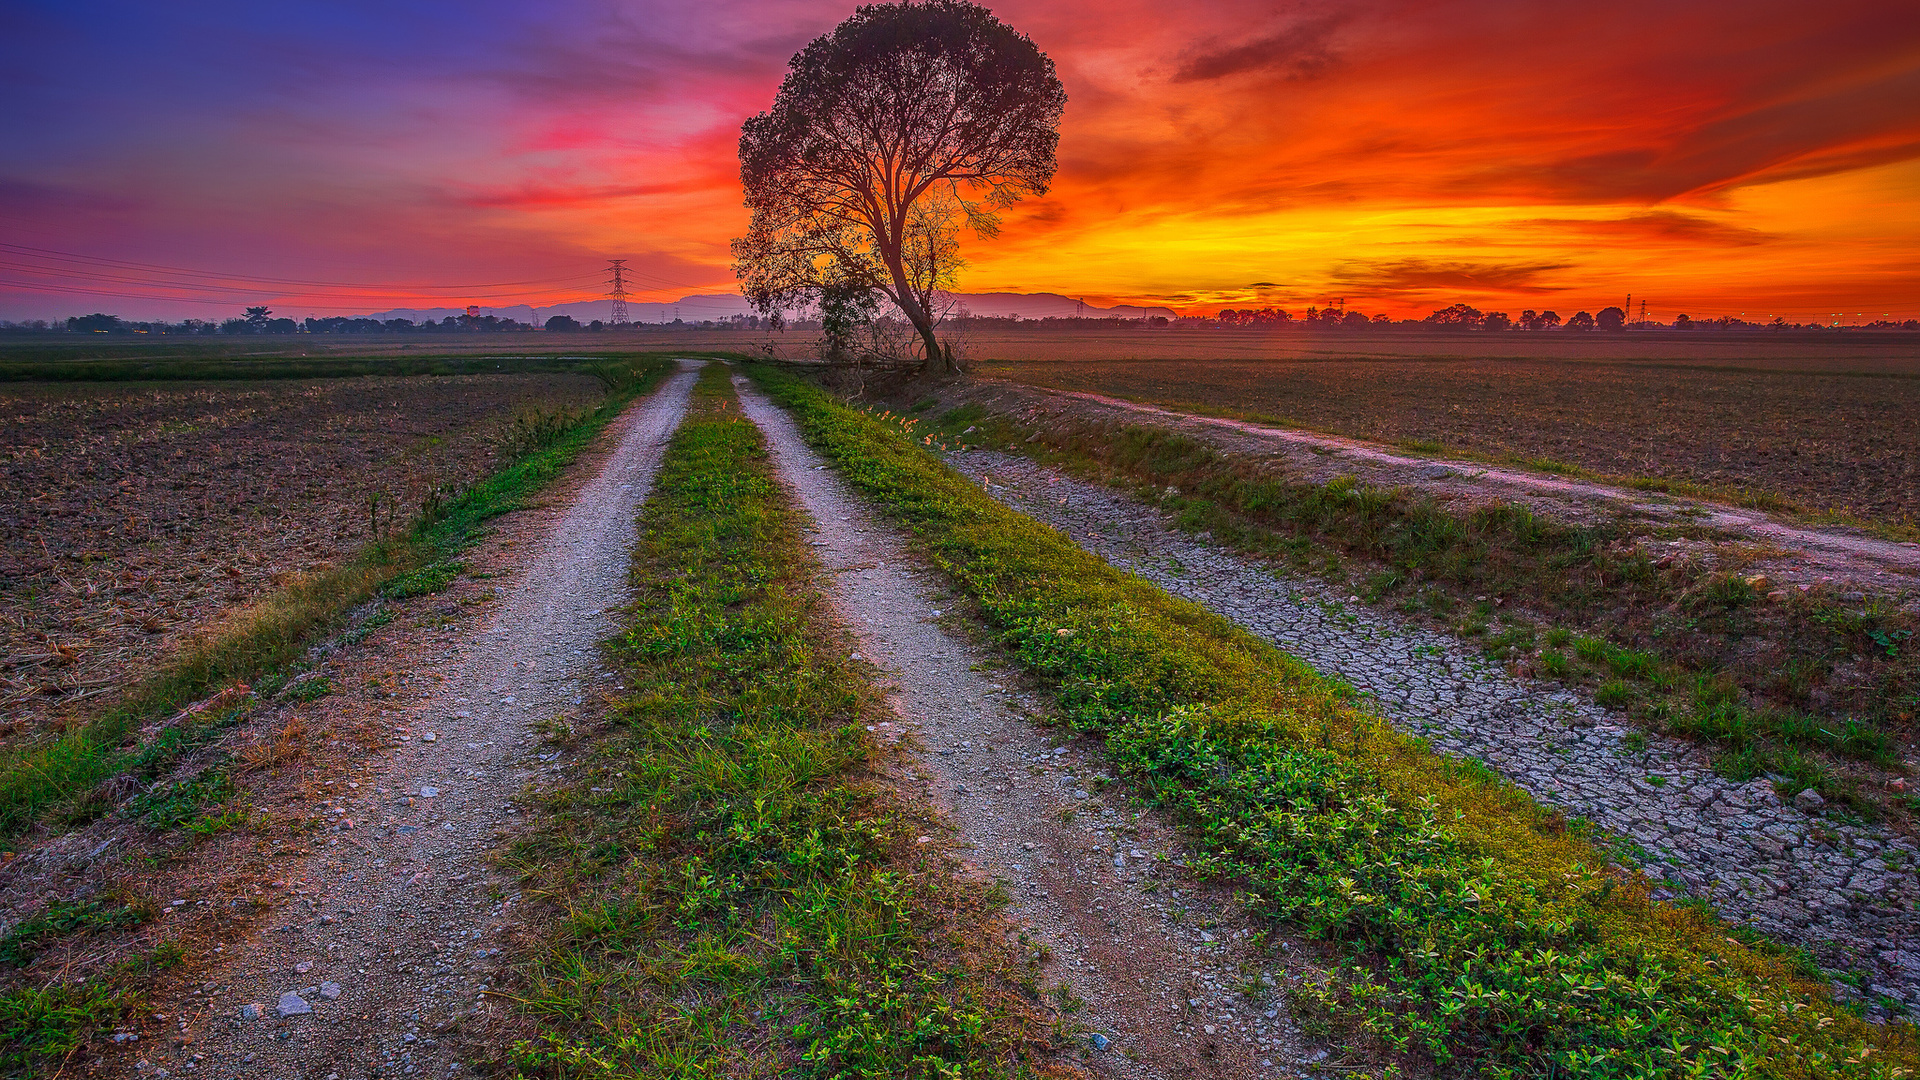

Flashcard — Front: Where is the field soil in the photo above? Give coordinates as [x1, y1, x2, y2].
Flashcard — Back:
[934, 377, 1920, 602]
[0, 373, 604, 742]
[736, 377, 1312, 1077]
[9, 362, 699, 1079]
[972, 337, 1920, 528]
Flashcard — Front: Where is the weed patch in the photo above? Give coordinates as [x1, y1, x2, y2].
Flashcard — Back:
[752, 363, 1914, 1079]
[0, 897, 153, 967]
[0, 942, 180, 1077]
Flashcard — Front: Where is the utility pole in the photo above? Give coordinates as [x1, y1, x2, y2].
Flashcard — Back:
[606, 259, 630, 325]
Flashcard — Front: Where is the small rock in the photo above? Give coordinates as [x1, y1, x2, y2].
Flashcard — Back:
[1088, 1032, 1109, 1051]
[295, 962, 312, 974]
[239, 1004, 262, 1021]
[1113, 853, 1125, 867]
[275, 992, 312, 1017]
[1075, 790, 1089, 800]
[1794, 788, 1827, 813]
[1021, 842, 1036, 850]
[915, 836, 931, 844]
[1203, 1024, 1217, 1035]
[420, 787, 439, 798]
[1306, 1048, 1329, 1063]
[403, 1033, 417, 1043]
[421, 733, 437, 743]
[1199, 931, 1214, 943]
[319, 982, 342, 1000]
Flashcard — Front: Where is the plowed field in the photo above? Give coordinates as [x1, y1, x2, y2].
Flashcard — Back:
[978, 336, 1920, 525]
[0, 372, 603, 739]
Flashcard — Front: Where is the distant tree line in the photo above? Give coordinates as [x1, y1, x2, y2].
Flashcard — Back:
[5, 303, 1916, 336]
[0, 308, 798, 335]
[1198, 302, 1920, 332]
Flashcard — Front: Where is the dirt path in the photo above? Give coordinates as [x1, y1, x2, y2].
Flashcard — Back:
[167, 361, 700, 1080]
[734, 377, 1312, 1079]
[945, 379, 1920, 600]
[943, 445, 1920, 1015]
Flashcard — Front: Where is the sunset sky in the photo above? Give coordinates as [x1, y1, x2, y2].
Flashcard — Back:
[3, 0, 1918, 322]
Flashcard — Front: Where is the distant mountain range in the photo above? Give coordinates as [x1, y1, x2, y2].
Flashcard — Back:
[363, 291, 1174, 324]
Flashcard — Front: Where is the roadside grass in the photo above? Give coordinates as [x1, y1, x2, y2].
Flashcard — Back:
[501, 363, 1067, 1079]
[0, 895, 154, 968]
[0, 943, 183, 1078]
[913, 401, 1916, 810]
[0, 355, 676, 840]
[752, 363, 1914, 1079]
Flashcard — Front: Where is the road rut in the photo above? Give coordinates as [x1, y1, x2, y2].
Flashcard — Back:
[736, 376, 1309, 1079]
[175, 361, 700, 1080]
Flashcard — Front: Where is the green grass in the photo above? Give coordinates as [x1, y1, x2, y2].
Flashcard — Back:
[750, 363, 1913, 1079]
[0, 897, 153, 968]
[502, 364, 1062, 1079]
[0, 355, 679, 840]
[0, 943, 181, 1079]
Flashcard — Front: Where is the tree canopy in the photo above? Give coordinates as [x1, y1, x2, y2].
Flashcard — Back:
[732, 0, 1066, 373]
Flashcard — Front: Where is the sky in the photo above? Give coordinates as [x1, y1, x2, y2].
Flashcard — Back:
[3, 0, 1918, 322]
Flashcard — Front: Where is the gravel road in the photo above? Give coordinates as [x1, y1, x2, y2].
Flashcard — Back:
[736, 377, 1314, 1079]
[945, 446, 1920, 1013]
[173, 361, 700, 1080]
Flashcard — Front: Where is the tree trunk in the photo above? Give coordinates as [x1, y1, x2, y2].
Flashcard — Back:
[880, 245, 948, 376]
[917, 322, 947, 375]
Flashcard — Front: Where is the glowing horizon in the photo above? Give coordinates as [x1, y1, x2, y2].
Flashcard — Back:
[3, 0, 1917, 324]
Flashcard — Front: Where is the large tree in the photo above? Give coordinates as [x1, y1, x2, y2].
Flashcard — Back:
[733, 0, 1066, 374]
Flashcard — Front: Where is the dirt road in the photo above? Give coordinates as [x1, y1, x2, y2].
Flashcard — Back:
[734, 376, 1309, 1079]
[169, 361, 700, 1080]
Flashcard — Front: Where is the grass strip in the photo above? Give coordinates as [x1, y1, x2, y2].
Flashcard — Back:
[913, 399, 1917, 810]
[503, 363, 1065, 1079]
[0, 356, 680, 839]
[751, 363, 1914, 1079]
